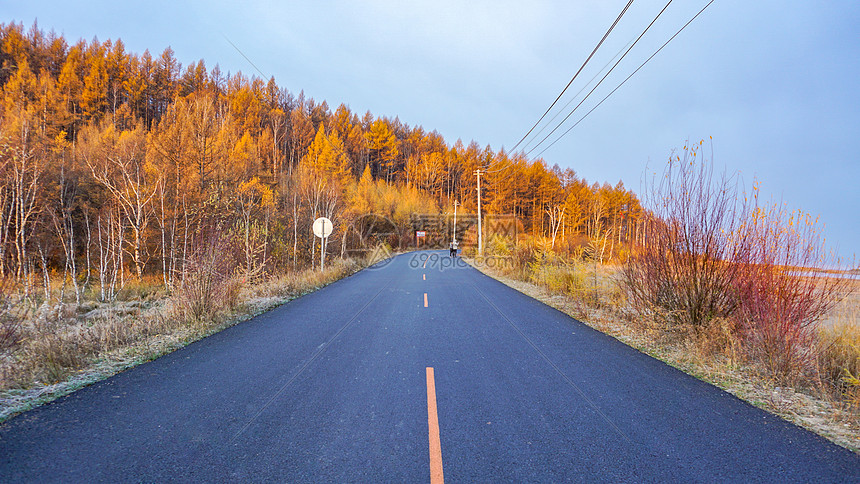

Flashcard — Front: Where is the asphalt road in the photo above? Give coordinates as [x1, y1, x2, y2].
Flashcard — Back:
[1, 250, 858, 482]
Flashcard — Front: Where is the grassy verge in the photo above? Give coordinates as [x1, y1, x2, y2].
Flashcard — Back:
[0, 257, 369, 423]
[467, 255, 860, 452]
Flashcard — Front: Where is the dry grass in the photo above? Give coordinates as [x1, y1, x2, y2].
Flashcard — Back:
[1, 296, 171, 395]
[240, 258, 363, 315]
[817, 282, 860, 411]
[469, 256, 860, 452]
[0, 257, 367, 422]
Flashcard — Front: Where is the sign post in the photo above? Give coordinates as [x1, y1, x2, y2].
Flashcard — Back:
[416, 230, 426, 247]
[313, 217, 333, 271]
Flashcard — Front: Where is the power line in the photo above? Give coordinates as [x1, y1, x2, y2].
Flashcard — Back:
[534, 0, 716, 158]
[483, 148, 517, 174]
[526, 0, 675, 157]
[509, 0, 635, 154]
[520, 37, 634, 154]
[485, 38, 633, 176]
[222, 33, 268, 80]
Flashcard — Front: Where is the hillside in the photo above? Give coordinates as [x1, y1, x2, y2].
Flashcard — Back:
[0, 21, 641, 295]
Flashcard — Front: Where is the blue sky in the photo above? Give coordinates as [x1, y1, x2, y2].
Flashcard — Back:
[6, 1, 859, 262]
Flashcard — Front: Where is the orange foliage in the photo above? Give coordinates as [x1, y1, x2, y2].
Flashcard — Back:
[0, 20, 642, 291]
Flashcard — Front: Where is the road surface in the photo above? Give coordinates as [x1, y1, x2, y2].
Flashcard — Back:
[1, 250, 858, 482]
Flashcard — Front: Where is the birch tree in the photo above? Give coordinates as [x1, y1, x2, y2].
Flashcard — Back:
[81, 120, 160, 279]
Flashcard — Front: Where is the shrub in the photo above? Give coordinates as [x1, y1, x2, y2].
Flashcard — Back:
[622, 141, 743, 329]
[732, 194, 846, 382]
[486, 234, 515, 257]
[174, 229, 241, 323]
[530, 261, 572, 294]
[621, 140, 848, 383]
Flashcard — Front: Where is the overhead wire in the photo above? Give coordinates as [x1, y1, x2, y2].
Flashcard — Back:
[520, 37, 635, 154]
[489, 0, 712, 184]
[525, 0, 675, 157]
[485, 41, 629, 181]
[222, 33, 268, 80]
[534, 0, 715, 158]
[485, 37, 635, 175]
[508, 0, 636, 154]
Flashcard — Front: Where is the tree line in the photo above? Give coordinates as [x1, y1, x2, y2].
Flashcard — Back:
[0, 21, 643, 301]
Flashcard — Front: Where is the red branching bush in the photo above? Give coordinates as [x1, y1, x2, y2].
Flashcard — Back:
[623, 140, 848, 382]
[623, 141, 743, 328]
[733, 195, 846, 382]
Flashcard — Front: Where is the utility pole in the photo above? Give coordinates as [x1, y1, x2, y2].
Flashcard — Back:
[452, 200, 459, 244]
[474, 169, 483, 256]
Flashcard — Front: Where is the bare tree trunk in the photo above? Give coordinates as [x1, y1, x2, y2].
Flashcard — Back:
[68, 215, 80, 304]
[292, 192, 298, 268]
[117, 213, 125, 290]
[169, 212, 177, 288]
[0, 189, 11, 278]
[547, 206, 566, 250]
[97, 213, 106, 301]
[600, 229, 610, 264]
[38, 243, 50, 301]
[159, 181, 169, 289]
[60, 253, 68, 302]
[97, 209, 120, 301]
[84, 210, 93, 292]
[609, 233, 615, 262]
[181, 196, 189, 285]
[110, 211, 120, 299]
[310, 217, 316, 270]
[263, 208, 270, 273]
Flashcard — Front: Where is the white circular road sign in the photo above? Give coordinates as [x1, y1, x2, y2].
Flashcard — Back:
[313, 217, 333, 238]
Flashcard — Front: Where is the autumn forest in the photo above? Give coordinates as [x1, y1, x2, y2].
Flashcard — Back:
[0, 21, 642, 302]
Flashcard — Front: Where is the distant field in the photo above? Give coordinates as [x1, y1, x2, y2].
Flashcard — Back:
[818, 278, 860, 329]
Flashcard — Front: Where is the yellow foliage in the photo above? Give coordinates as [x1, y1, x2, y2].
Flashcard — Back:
[301, 124, 352, 187]
[229, 131, 258, 179]
[239, 176, 275, 209]
[347, 165, 438, 224]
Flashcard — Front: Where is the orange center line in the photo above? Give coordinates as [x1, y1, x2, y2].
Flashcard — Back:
[424, 293, 428, 307]
[423, 274, 426, 281]
[426, 367, 444, 484]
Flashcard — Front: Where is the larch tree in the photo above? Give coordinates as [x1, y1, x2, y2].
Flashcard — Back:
[365, 118, 399, 182]
[80, 53, 108, 120]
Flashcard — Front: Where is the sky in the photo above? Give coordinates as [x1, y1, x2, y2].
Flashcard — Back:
[5, 0, 859, 262]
